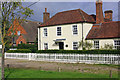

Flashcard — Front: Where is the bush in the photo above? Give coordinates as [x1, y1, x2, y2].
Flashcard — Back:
[104, 44, 114, 50]
[36, 50, 120, 54]
[16, 44, 37, 53]
[7, 49, 32, 53]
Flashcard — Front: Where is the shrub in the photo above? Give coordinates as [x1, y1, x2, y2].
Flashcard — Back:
[7, 49, 32, 53]
[104, 44, 114, 50]
[16, 44, 37, 53]
[79, 40, 93, 50]
[36, 50, 120, 54]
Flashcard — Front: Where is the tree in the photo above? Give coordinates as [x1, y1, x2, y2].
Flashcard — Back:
[0, 1, 33, 80]
[79, 40, 93, 50]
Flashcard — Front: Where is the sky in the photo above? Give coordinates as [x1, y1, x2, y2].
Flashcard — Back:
[22, 2, 119, 22]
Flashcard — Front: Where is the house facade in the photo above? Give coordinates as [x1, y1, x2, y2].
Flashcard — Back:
[38, 23, 94, 50]
[86, 1, 120, 50]
[86, 21, 120, 50]
[38, 8, 95, 50]
[8, 19, 41, 46]
[38, 0, 120, 50]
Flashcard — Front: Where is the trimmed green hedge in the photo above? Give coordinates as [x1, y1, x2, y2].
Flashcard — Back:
[6, 49, 120, 54]
[7, 49, 32, 53]
[36, 50, 120, 54]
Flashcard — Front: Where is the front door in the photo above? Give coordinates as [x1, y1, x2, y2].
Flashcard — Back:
[59, 42, 64, 49]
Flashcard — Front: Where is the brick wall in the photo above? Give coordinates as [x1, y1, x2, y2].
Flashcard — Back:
[8, 19, 27, 36]
[16, 35, 27, 46]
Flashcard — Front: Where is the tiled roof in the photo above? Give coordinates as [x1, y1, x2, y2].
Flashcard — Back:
[40, 9, 95, 27]
[13, 20, 41, 42]
[21, 20, 41, 42]
[86, 21, 120, 39]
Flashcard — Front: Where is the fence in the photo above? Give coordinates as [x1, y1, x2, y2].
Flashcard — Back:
[5, 53, 119, 64]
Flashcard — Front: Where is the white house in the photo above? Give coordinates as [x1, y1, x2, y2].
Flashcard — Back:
[38, 0, 120, 50]
[86, 0, 120, 50]
[38, 8, 95, 50]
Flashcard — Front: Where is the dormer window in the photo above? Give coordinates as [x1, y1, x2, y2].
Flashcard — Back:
[24, 20, 28, 23]
[37, 22, 41, 25]
[17, 31, 21, 35]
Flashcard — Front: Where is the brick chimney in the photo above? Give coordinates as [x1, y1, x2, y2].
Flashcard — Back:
[43, 8, 50, 23]
[96, 0, 104, 24]
[104, 10, 113, 21]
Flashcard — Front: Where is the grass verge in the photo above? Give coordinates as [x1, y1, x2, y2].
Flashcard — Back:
[5, 68, 118, 78]
[0, 53, 2, 57]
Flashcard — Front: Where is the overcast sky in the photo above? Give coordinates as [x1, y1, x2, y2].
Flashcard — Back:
[22, 2, 119, 22]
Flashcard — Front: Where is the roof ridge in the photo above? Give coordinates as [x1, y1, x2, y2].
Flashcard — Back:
[102, 21, 120, 24]
[57, 9, 80, 14]
[78, 9, 86, 22]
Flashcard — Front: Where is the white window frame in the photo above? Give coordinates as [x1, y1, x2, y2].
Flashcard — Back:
[73, 42, 78, 50]
[17, 31, 21, 35]
[43, 28, 47, 37]
[57, 27, 61, 36]
[72, 25, 78, 35]
[114, 40, 120, 50]
[94, 40, 99, 49]
[44, 43, 48, 50]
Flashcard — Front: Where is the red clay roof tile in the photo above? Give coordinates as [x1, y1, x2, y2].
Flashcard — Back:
[86, 21, 120, 39]
[40, 9, 95, 27]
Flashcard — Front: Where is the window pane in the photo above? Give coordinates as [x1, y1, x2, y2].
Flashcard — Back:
[94, 41, 99, 49]
[17, 31, 20, 35]
[57, 27, 61, 36]
[72, 25, 78, 35]
[73, 42, 78, 50]
[44, 43, 48, 50]
[44, 28, 47, 36]
[114, 40, 120, 50]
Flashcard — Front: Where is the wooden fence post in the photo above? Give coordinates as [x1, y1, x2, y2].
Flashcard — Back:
[109, 70, 112, 78]
[58, 67, 61, 72]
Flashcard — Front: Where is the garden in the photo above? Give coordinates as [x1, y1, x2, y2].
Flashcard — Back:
[4, 44, 120, 79]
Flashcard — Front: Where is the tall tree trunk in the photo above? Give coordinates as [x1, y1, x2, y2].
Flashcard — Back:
[1, 44, 5, 80]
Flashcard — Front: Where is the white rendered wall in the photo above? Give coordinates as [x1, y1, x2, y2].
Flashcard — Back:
[38, 23, 93, 50]
[87, 39, 120, 49]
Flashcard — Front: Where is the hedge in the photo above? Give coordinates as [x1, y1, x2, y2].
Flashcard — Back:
[36, 50, 120, 54]
[6, 44, 38, 53]
[6, 49, 120, 54]
[7, 49, 32, 53]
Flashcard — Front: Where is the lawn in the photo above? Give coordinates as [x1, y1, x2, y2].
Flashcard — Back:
[0, 53, 2, 57]
[5, 68, 118, 78]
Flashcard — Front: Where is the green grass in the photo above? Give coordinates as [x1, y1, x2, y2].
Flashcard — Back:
[0, 53, 2, 57]
[95, 64, 119, 68]
[5, 68, 118, 78]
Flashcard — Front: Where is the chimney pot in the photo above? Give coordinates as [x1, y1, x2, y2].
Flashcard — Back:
[45, 8, 47, 12]
[104, 10, 113, 21]
[96, 0, 104, 24]
[43, 8, 50, 23]
[96, 0, 102, 2]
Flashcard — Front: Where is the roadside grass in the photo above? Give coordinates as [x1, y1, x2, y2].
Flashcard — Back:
[5, 68, 118, 78]
[94, 64, 119, 68]
[0, 53, 2, 57]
